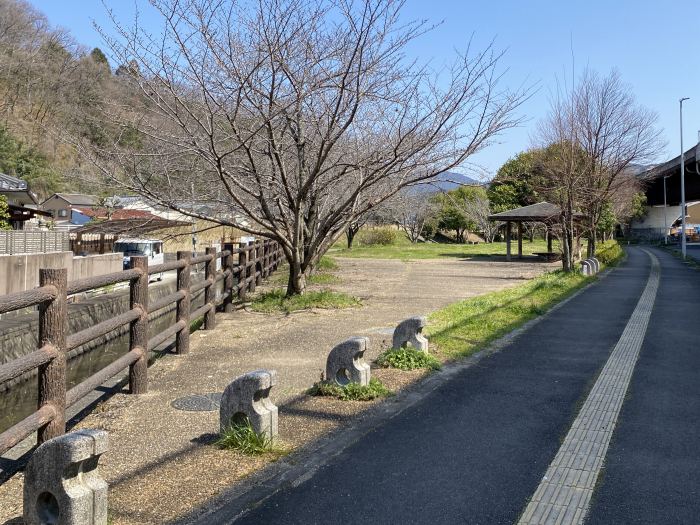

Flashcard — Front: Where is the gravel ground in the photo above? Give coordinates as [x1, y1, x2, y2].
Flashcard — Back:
[0, 255, 556, 524]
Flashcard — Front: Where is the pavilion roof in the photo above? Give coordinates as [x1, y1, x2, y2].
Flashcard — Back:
[488, 202, 563, 222]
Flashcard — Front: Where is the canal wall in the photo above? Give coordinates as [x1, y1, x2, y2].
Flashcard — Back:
[0, 252, 122, 296]
[0, 273, 217, 392]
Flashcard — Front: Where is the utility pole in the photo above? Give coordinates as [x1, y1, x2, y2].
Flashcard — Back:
[663, 175, 668, 245]
[680, 97, 690, 258]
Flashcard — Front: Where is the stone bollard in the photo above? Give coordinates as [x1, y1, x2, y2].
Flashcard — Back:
[581, 259, 593, 276]
[392, 316, 429, 352]
[591, 257, 600, 273]
[220, 369, 278, 439]
[24, 429, 108, 525]
[325, 336, 371, 386]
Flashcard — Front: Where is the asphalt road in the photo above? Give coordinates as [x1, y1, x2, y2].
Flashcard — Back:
[221, 248, 652, 525]
[586, 247, 700, 524]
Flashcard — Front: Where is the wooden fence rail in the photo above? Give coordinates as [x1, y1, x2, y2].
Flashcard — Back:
[0, 239, 283, 455]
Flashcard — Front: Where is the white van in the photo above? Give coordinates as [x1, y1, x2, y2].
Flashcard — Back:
[114, 238, 165, 279]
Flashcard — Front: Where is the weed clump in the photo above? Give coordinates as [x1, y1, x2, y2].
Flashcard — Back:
[216, 420, 280, 455]
[251, 289, 360, 313]
[307, 378, 392, 401]
[376, 347, 441, 371]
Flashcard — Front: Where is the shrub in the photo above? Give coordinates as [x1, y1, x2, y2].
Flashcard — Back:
[596, 240, 624, 266]
[307, 378, 392, 401]
[356, 227, 398, 246]
[376, 347, 441, 371]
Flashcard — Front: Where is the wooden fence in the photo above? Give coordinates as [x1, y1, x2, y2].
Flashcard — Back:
[0, 231, 70, 255]
[69, 233, 117, 255]
[0, 239, 283, 455]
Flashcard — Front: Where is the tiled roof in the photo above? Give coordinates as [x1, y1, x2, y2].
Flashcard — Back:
[73, 207, 155, 220]
[51, 193, 99, 206]
[0, 172, 28, 191]
[489, 202, 562, 221]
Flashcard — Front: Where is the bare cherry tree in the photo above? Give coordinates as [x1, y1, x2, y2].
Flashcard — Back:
[459, 189, 498, 242]
[535, 68, 662, 269]
[385, 191, 438, 243]
[74, 0, 526, 295]
[574, 70, 663, 255]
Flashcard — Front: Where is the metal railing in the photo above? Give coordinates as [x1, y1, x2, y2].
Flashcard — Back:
[0, 239, 282, 455]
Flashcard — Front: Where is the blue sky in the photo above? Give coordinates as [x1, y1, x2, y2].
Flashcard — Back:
[30, 0, 700, 179]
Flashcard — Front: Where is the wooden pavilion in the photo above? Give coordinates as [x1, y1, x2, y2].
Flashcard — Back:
[488, 202, 562, 261]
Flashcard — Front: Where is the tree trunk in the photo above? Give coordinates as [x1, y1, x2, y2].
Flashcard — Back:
[589, 231, 597, 257]
[346, 228, 356, 249]
[287, 260, 306, 296]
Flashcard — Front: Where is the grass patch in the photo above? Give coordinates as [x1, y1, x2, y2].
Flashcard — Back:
[318, 256, 339, 271]
[216, 420, 281, 455]
[662, 244, 700, 270]
[307, 378, 392, 401]
[307, 272, 341, 285]
[331, 238, 560, 260]
[376, 347, 442, 371]
[426, 270, 593, 359]
[190, 317, 204, 331]
[250, 288, 360, 313]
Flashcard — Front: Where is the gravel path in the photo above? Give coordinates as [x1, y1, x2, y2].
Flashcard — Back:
[0, 255, 555, 524]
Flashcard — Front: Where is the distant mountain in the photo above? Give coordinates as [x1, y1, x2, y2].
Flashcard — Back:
[411, 171, 482, 194]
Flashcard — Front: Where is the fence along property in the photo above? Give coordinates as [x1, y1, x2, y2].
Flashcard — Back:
[0, 239, 282, 455]
[0, 231, 70, 255]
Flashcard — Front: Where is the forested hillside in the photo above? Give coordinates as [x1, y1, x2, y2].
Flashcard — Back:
[0, 0, 128, 200]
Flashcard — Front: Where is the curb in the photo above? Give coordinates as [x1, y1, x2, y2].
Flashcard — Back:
[180, 261, 621, 525]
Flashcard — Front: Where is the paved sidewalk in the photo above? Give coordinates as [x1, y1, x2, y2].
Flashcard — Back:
[586, 247, 700, 524]
[519, 250, 659, 524]
[200, 248, 654, 524]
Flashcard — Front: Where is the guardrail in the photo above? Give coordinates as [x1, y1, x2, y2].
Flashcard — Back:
[0, 239, 282, 455]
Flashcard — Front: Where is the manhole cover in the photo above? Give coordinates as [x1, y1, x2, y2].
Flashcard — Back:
[171, 392, 222, 412]
[370, 327, 394, 335]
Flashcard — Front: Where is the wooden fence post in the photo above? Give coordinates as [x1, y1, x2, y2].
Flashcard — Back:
[99, 233, 106, 255]
[238, 242, 248, 300]
[75, 232, 83, 255]
[176, 251, 191, 354]
[204, 247, 216, 330]
[223, 242, 235, 312]
[37, 268, 67, 444]
[260, 241, 266, 278]
[128, 256, 149, 394]
[255, 241, 263, 286]
[249, 241, 257, 292]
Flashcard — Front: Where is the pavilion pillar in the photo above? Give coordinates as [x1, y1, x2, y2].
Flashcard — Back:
[517, 222, 523, 259]
[547, 228, 553, 253]
[506, 221, 512, 261]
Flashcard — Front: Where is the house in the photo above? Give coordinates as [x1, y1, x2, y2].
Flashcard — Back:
[105, 195, 192, 222]
[0, 172, 51, 229]
[40, 193, 99, 229]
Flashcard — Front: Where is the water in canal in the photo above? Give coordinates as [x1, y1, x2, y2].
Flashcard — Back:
[0, 281, 214, 435]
